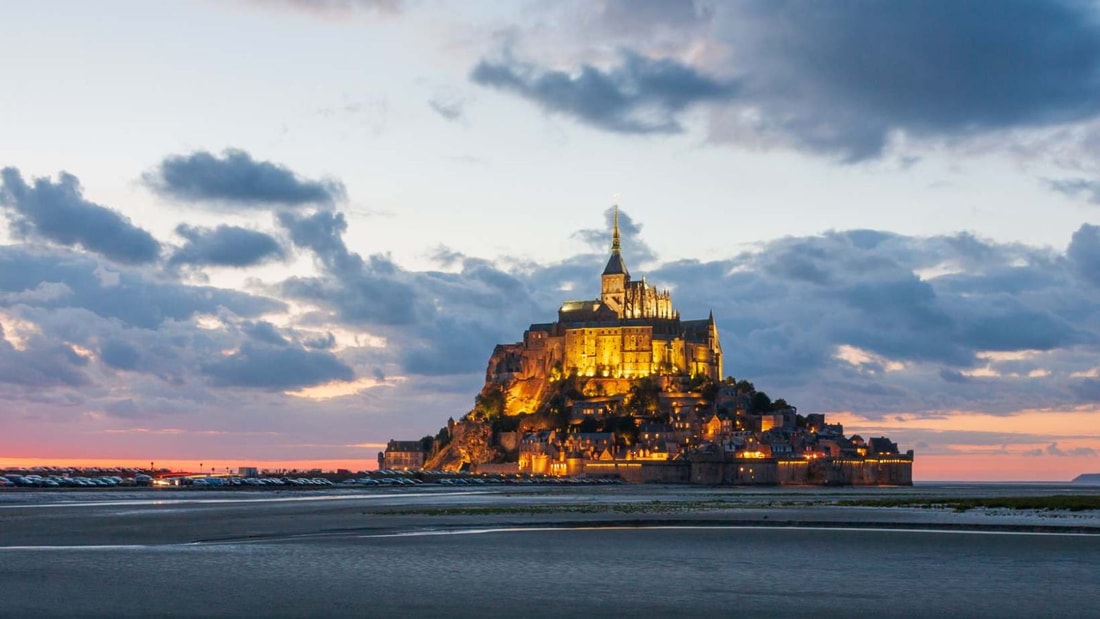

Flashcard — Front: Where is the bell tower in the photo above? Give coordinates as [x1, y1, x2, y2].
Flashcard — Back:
[601, 206, 629, 317]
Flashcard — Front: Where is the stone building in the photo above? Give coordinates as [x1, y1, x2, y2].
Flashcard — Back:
[486, 207, 723, 414]
[380, 440, 427, 471]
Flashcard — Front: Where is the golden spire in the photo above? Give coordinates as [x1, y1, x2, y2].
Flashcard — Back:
[611, 205, 621, 254]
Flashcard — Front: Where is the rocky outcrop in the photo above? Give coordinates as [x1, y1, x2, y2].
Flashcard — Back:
[423, 420, 500, 472]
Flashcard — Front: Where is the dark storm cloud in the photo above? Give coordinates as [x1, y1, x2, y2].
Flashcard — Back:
[0, 167, 161, 264]
[145, 149, 345, 207]
[170, 224, 285, 268]
[713, 0, 1100, 159]
[487, 1, 1100, 160]
[471, 50, 736, 134]
[202, 342, 354, 389]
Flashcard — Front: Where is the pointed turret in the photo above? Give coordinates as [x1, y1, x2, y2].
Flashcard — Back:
[601, 205, 629, 317]
[611, 205, 621, 253]
[602, 205, 629, 277]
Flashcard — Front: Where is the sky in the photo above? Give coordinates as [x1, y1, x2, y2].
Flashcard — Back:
[3, 0, 1100, 480]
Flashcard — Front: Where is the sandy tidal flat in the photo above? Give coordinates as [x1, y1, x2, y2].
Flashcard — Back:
[1, 484, 1098, 617]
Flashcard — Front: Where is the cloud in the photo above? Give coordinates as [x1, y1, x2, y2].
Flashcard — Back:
[4, 156, 1100, 445]
[0, 330, 89, 389]
[714, 1, 1100, 160]
[610, 225, 1100, 416]
[572, 206, 657, 265]
[242, 0, 402, 17]
[99, 339, 140, 370]
[303, 331, 336, 350]
[278, 213, 418, 326]
[1067, 223, 1100, 287]
[278, 210, 362, 273]
[0, 245, 283, 330]
[587, 0, 713, 39]
[471, 50, 737, 134]
[484, 1, 1100, 161]
[277, 208, 428, 327]
[202, 342, 354, 390]
[1026, 442, 1099, 457]
[938, 369, 969, 384]
[1070, 377, 1100, 401]
[428, 95, 466, 122]
[170, 224, 285, 268]
[241, 320, 290, 346]
[0, 167, 161, 264]
[275, 204, 543, 376]
[1044, 178, 1100, 204]
[144, 149, 345, 208]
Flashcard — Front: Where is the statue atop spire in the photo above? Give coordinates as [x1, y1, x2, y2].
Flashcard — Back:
[611, 204, 621, 254]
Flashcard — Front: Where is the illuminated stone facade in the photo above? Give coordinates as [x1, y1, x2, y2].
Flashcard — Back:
[380, 440, 427, 471]
[486, 208, 722, 415]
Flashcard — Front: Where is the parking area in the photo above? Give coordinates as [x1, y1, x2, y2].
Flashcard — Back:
[0, 466, 622, 490]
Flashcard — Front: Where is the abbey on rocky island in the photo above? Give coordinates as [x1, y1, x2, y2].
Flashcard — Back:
[392, 208, 913, 486]
[487, 208, 722, 414]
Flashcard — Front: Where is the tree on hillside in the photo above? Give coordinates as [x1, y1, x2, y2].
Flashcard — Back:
[473, 385, 505, 420]
[434, 425, 452, 449]
[605, 414, 639, 446]
[750, 391, 773, 413]
[625, 376, 661, 416]
[701, 378, 720, 403]
[735, 379, 755, 395]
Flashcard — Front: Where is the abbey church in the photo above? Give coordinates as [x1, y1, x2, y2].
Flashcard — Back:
[486, 208, 723, 414]
[407, 208, 911, 485]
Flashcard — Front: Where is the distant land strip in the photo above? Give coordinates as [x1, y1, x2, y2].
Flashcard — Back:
[835, 495, 1100, 512]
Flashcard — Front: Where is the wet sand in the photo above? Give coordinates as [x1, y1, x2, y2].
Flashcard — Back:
[2, 485, 1098, 617]
[3, 483, 1099, 546]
